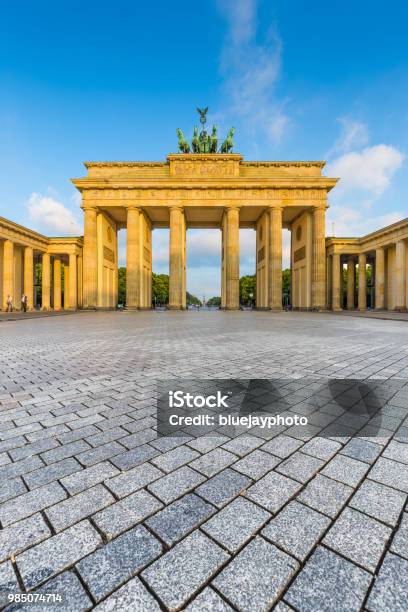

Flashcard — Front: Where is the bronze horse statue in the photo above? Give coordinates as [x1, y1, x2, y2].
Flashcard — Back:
[176, 128, 191, 153]
[192, 126, 200, 153]
[221, 127, 235, 153]
[210, 126, 218, 153]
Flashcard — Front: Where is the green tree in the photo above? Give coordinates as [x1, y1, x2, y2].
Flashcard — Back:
[239, 275, 256, 305]
[152, 273, 169, 305]
[282, 268, 291, 306]
[186, 291, 201, 305]
[118, 267, 126, 305]
[207, 296, 221, 307]
[35, 263, 42, 306]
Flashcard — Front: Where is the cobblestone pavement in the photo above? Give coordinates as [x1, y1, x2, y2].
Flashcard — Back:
[0, 310, 407, 611]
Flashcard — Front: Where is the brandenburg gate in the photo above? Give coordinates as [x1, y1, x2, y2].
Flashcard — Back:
[2, 110, 407, 313]
[72, 153, 337, 311]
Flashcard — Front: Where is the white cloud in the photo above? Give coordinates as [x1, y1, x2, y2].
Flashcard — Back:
[328, 118, 369, 157]
[27, 193, 82, 236]
[327, 144, 404, 197]
[217, 0, 289, 144]
[327, 205, 404, 237]
[71, 190, 82, 206]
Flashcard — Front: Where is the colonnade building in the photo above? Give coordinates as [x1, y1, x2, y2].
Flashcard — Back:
[1, 153, 407, 312]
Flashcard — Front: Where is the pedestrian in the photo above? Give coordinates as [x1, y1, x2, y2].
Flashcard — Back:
[6, 295, 13, 312]
[21, 294, 28, 312]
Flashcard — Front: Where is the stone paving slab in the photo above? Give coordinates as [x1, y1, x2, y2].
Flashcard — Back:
[212, 537, 298, 610]
[366, 552, 408, 611]
[201, 496, 271, 553]
[77, 525, 162, 602]
[141, 530, 229, 610]
[262, 501, 330, 561]
[1, 311, 408, 610]
[145, 493, 215, 546]
[285, 546, 372, 611]
[323, 507, 392, 572]
[17, 520, 101, 590]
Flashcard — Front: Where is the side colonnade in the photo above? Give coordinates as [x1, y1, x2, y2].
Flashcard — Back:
[326, 220, 408, 311]
[0, 217, 83, 312]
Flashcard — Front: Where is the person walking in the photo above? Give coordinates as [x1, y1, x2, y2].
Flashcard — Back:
[6, 295, 13, 312]
[21, 294, 28, 312]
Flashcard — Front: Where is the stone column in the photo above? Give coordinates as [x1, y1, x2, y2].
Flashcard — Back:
[68, 254, 78, 310]
[221, 221, 226, 309]
[77, 255, 83, 308]
[358, 253, 367, 310]
[332, 253, 341, 311]
[395, 240, 406, 311]
[23, 247, 34, 310]
[375, 247, 385, 310]
[53, 258, 62, 311]
[41, 253, 51, 310]
[326, 255, 331, 309]
[63, 263, 70, 309]
[126, 207, 142, 309]
[312, 206, 327, 309]
[347, 256, 355, 310]
[269, 206, 282, 310]
[82, 207, 98, 308]
[225, 206, 240, 310]
[2, 240, 14, 311]
[181, 211, 187, 309]
[168, 206, 185, 310]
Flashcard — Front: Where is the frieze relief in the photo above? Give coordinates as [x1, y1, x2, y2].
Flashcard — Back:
[82, 188, 327, 202]
[170, 160, 237, 177]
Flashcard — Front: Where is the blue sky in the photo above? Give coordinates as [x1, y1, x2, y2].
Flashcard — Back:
[1, 0, 408, 297]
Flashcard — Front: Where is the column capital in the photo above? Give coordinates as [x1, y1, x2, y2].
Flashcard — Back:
[312, 204, 328, 212]
[127, 205, 142, 212]
[169, 205, 184, 212]
[268, 204, 283, 210]
[82, 205, 99, 215]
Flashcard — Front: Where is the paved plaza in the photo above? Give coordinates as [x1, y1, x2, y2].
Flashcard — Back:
[0, 311, 407, 611]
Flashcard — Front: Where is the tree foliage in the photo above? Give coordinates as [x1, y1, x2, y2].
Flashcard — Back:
[282, 268, 291, 305]
[207, 296, 221, 306]
[152, 273, 169, 305]
[186, 291, 202, 305]
[239, 275, 256, 305]
[118, 267, 126, 305]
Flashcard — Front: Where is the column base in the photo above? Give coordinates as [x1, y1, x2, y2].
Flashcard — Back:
[223, 306, 240, 311]
[256, 307, 271, 311]
[393, 307, 407, 312]
[358, 308, 367, 311]
[332, 308, 343, 312]
[270, 307, 283, 311]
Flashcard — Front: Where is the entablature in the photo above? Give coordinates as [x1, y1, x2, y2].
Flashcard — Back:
[0, 216, 49, 251]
